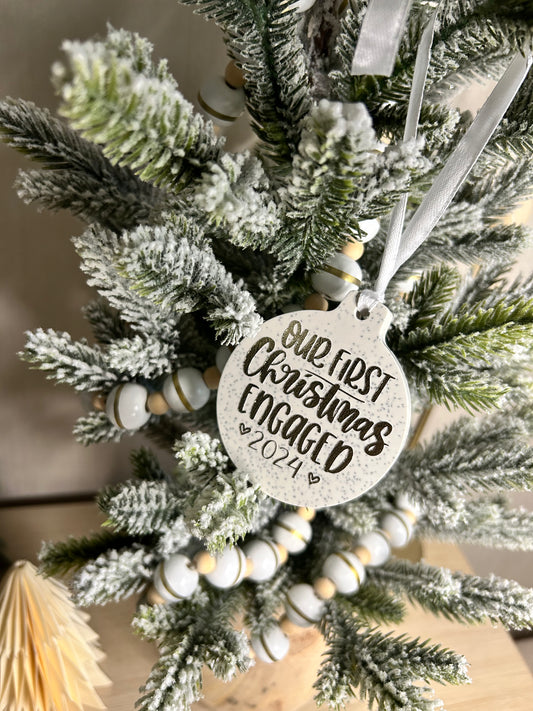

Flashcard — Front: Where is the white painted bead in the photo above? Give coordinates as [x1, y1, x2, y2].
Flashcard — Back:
[243, 539, 281, 582]
[355, 531, 391, 567]
[311, 252, 362, 302]
[380, 510, 414, 548]
[285, 583, 325, 627]
[251, 623, 289, 664]
[272, 511, 312, 554]
[153, 554, 199, 602]
[162, 367, 210, 413]
[106, 383, 150, 430]
[289, 0, 317, 12]
[395, 493, 422, 519]
[205, 545, 247, 588]
[198, 75, 245, 127]
[322, 551, 366, 595]
[359, 218, 380, 242]
[215, 346, 232, 373]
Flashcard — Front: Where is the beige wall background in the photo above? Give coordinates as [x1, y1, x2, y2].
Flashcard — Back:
[0, 0, 230, 500]
[0, 2, 531, 585]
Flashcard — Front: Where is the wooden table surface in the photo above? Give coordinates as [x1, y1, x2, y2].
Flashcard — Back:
[0, 501, 532, 711]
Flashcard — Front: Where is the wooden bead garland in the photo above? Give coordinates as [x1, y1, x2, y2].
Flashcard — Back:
[303, 292, 328, 311]
[197, 62, 245, 128]
[309, 220, 379, 303]
[251, 622, 290, 664]
[204, 545, 248, 589]
[146, 391, 169, 416]
[145, 496, 421, 665]
[153, 554, 199, 602]
[243, 539, 282, 582]
[105, 383, 151, 430]
[162, 367, 211, 414]
[99, 346, 234, 431]
[271, 511, 313, 554]
[284, 583, 325, 627]
[310, 251, 363, 302]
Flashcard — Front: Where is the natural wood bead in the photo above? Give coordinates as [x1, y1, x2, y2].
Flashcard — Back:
[244, 558, 255, 578]
[352, 545, 371, 566]
[304, 293, 328, 311]
[276, 543, 289, 565]
[341, 240, 365, 261]
[146, 584, 166, 606]
[296, 507, 316, 522]
[224, 60, 245, 88]
[403, 509, 418, 525]
[91, 392, 107, 412]
[192, 551, 217, 575]
[279, 615, 301, 635]
[147, 392, 170, 416]
[203, 365, 221, 390]
[313, 577, 337, 600]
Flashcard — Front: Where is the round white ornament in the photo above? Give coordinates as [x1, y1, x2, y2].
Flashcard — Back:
[216, 292, 411, 508]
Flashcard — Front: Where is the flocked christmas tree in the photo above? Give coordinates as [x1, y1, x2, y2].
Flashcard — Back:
[1, 1, 533, 710]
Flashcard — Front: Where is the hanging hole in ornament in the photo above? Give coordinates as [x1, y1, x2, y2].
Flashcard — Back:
[355, 290, 380, 320]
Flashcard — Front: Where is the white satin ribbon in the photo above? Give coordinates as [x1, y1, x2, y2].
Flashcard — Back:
[395, 51, 532, 271]
[360, 49, 532, 312]
[351, 0, 412, 76]
[373, 11, 438, 302]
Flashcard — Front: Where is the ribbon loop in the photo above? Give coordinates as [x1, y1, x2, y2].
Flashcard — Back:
[351, 0, 412, 77]
[394, 51, 533, 273]
[374, 11, 438, 301]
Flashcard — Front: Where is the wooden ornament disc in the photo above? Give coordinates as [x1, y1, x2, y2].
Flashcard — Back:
[217, 292, 411, 508]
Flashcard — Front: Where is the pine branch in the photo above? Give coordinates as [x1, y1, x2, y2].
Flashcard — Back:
[402, 264, 461, 330]
[333, 2, 532, 126]
[368, 559, 533, 630]
[193, 152, 281, 250]
[116, 214, 262, 345]
[16, 168, 167, 231]
[378, 411, 533, 514]
[82, 299, 133, 345]
[243, 565, 295, 635]
[106, 334, 179, 378]
[39, 530, 143, 577]
[180, 0, 312, 164]
[316, 597, 470, 711]
[133, 594, 209, 644]
[98, 480, 188, 537]
[72, 544, 155, 606]
[130, 447, 168, 482]
[73, 223, 182, 342]
[346, 584, 406, 627]
[56, 27, 222, 190]
[73, 410, 126, 445]
[136, 632, 204, 711]
[183, 469, 264, 552]
[0, 98, 163, 230]
[396, 286, 533, 412]
[275, 100, 429, 271]
[21, 328, 120, 392]
[136, 587, 250, 711]
[173, 431, 262, 551]
[419, 497, 533, 550]
[323, 499, 379, 539]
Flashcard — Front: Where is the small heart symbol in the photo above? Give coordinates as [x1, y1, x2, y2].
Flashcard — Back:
[239, 423, 251, 435]
[308, 472, 321, 486]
